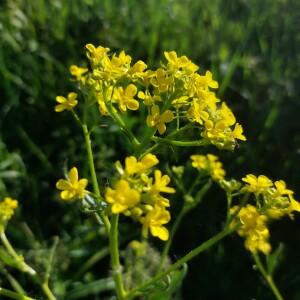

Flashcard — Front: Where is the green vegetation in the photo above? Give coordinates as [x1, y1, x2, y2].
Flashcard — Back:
[0, 0, 299, 299]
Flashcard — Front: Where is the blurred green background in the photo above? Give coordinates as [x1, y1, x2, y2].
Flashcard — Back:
[0, 0, 300, 299]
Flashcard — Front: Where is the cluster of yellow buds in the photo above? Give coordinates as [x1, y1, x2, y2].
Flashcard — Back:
[190, 154, 225, 181]
[105, 154, 175, 241]
[56, 44, 246, 150]
[0, 197, 18, 232]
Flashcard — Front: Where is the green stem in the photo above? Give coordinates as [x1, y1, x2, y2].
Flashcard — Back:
[138, 123, 196, 158]
[82, 124, 111, 233]
[158, 209, 187, 272]
[0, 232, 36, 276]
[82, 124, 102, 198]
[151, 137, 209, 147]
[1, 267, 26, 295]
[158, 180, 212, 272]
[109, 214, 126, 300]
[0, 232, 57, 300]
[0, 287, 35, 300]
[108, 105, 140, 148]
[252, 253, 284, 300]
[225, 192, 232, 226]
[127, 228, 231, 299]
[41, 283, 56, 300]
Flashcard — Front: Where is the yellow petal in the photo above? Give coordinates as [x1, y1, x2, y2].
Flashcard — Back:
[161, 110, 174, 123]
[55, 104, 66, 112]
[164, 51, 177, 63]
[150, 226, 169, 241]
[56, 179, 71, 190]
[157, 123, 166, 135]
[61, 190, 75, 200]
[127, 99, 139, 110]
[56, 96, 67, 104]
[78, 179, 88, 189]
[68, 167, 79, 183]
[151, 105, 160, 116]
[68, 92, 78, 100]
[125, 84, 137, 97]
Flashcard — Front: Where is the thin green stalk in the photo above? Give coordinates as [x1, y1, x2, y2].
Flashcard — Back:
[0, 232, 36, 276]
[138, 123, 196, 158]
[41, 283, 56, 300]
[151, 137, 209, 147]
[187, 173, 206, 196]
[108, 104, 140, 147]
[82, 124, 111, 233]
[82, 124, 102, 198]
[252, 253, 284, 300]
[40, 237, 59, 300]
[0, 287, 35, 300]
[225, 192, 232, 226]
[126, 228, 232, 299]
[0, 232, 57, 300]
[158, 209, 187, 272]
[1, 267, 27, 295]
[109, 214, 126, 300]
[158, 180, 212, 272]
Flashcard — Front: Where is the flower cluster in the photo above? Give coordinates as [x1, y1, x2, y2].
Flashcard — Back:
[0, 197, 18, 232]
[191, 154, 225, 181]
[105, 154, 175, 241]
[230, 204, 271, 254]
[58, 44, 246, 150]
[56, 167, 89, 201]
[241, 174, 300, 219]
[229, 174, 300, 254]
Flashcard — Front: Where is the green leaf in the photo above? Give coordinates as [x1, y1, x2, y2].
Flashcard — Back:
[266, 243, 285, 276]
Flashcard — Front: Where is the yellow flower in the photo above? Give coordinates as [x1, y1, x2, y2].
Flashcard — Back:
[105, 179, 140, 213]
[231, 123, 246, 141]
[164, 51, 198, 75]
[85, 44, 110, 66]
[198, 71, 219, 89]
[138, 90, 161, 106]
[55, 92, 78, 112]
[191, 154, 225, 181]
[146, 105, 174, 134]
[219, 103, 236, 126]
[56, 167, 88, 201]
[110, 50, 132, 67]
[114, 84, 139, 112]
[272, 180, 294, 197]
[103, 51, 131, 80]
[69, 65, 88, 81]
[151, 170, 175, 194]
[288, 197, 300, 218]
[0, 197, 18, 232]
[124, 154, 159, 176]
[141, 205, 171, 241]
[171, 96, 189, 108]
[129, 60, 147, 80]
[232, 205, 271, 254]
[151, 68, 173, 92]
[242, 174, 273, 195]
[186, 101, 209, 125]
